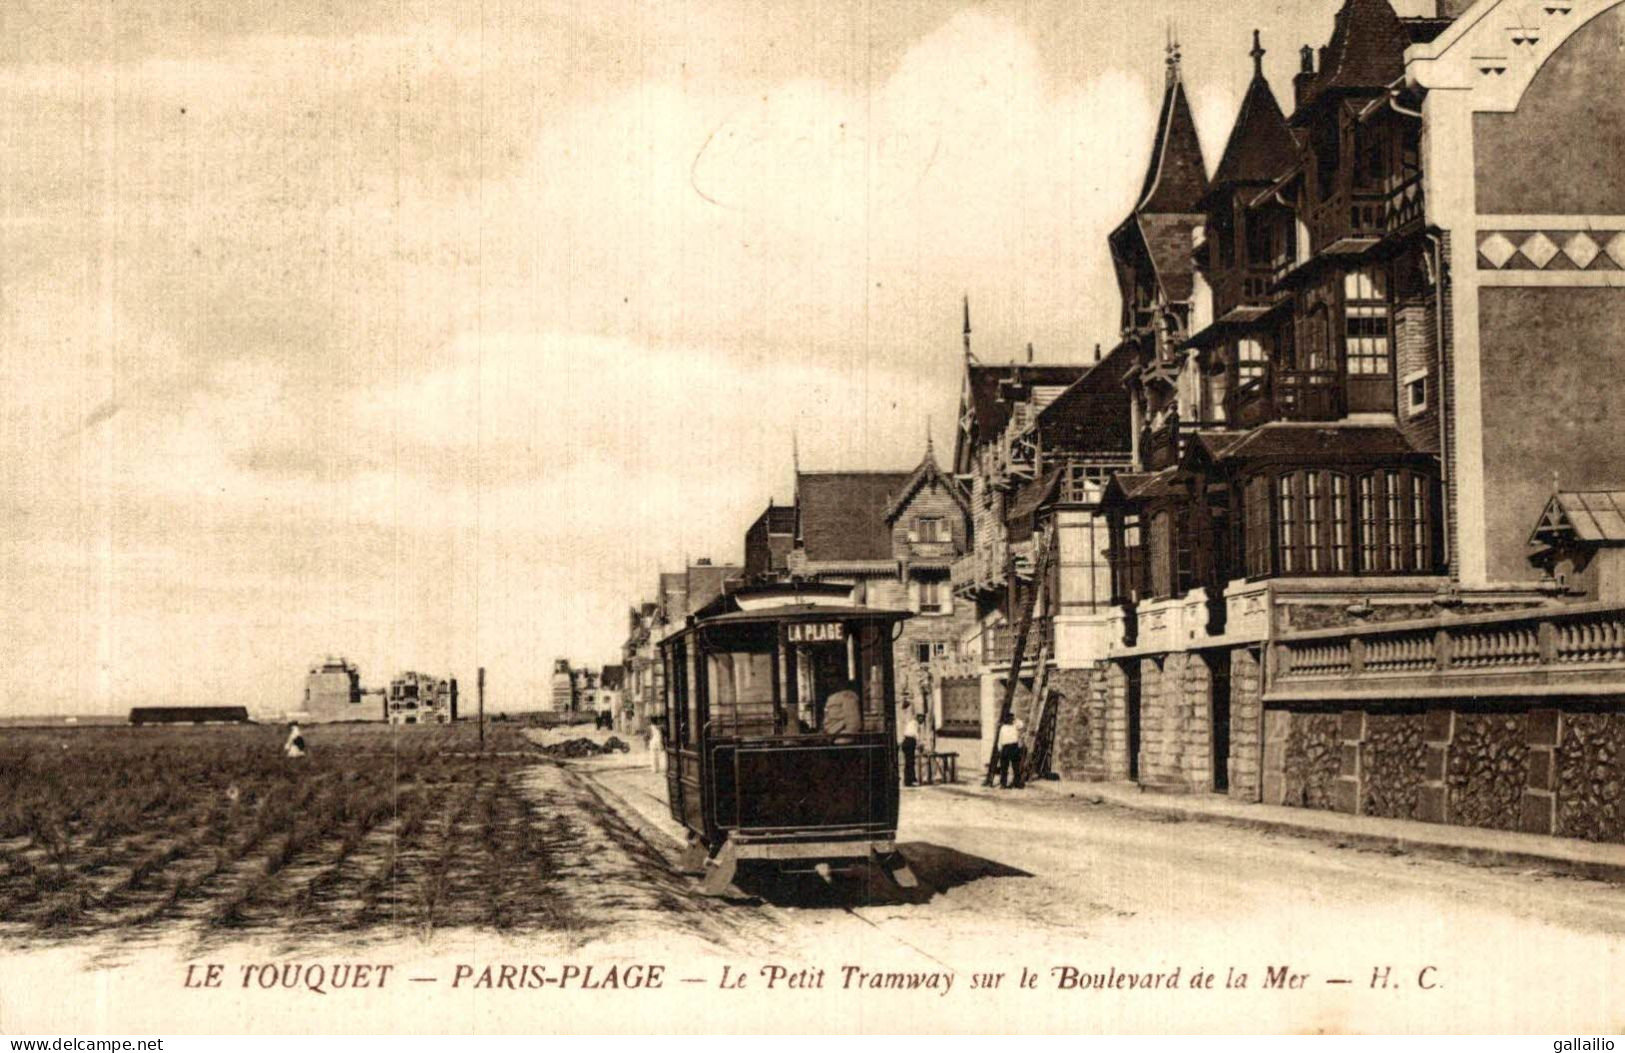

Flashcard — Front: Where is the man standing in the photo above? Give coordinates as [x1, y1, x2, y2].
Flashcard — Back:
[899, 705, 920, 787]
[995, 712, 1025, 789]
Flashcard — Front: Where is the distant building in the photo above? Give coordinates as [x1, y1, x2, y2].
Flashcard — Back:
[386, 672, 455, 725]
[130, 706, 249, 725]
[300, 657, 366, 723]
[551, 658, 576, 712]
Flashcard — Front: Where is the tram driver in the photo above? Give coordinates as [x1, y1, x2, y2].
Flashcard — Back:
[822, 682, 862, 738]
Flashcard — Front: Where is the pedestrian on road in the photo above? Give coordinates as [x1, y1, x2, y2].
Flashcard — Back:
[648, 720, 665, 773]
[283, 723, 307, 760]
[900, 705, 919, 787]
[995, 712, 1024, 789]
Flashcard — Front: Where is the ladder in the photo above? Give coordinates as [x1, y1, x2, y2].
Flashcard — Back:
[983, 522, 1057, 786]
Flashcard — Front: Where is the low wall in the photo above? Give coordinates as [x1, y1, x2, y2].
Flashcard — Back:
[1265, 703, 1625, 844]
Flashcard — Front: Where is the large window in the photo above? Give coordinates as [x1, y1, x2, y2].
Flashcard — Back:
[1344, 268, 1391, 376]
[1245, 475, 1272, 579]
[916, 516, 946, 543]
[1259, 468, 1436, 577]
[1354, 469, 1435, 573]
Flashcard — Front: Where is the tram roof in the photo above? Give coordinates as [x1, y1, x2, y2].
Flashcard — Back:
[670, 602, 910, 636]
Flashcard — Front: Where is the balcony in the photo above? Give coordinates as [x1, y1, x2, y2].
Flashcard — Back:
[1272, 370, 1342, 421]
[951, 544, 1008, 597]
[906, 539, 957, 563]
[1269, 601, 1625, 702]
[1309, 188, 1386, 252]
[1385, 173, 1424, 234]
[984, 615, 1054, 668]
[1233, 370, 1342, 427]
[1211, 265, 1282, 316]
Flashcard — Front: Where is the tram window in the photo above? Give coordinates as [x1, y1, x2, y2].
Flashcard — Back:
[854, 624, 889, 734]
[704, 624, 778, 737]
[683, 644, 700, 746]
[786, 625, 887, 735]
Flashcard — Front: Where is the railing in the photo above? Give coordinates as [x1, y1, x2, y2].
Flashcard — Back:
[1146, 418, 1185, 470]
[1385, 173, 1424, 233]
[1309, 188, 1386, 251]
[985, 616, 1054, 667]
[907, 540, 957, 561]
[1270, 601, 1625, 700]
[1212, 265, 1281, 315]
[1273, 371, 1342, 421]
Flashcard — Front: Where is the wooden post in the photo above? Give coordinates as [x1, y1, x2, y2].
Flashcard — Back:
[477, 667, 486, 750]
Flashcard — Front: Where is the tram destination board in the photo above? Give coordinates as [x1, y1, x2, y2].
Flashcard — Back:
[786, 622, 846, 644]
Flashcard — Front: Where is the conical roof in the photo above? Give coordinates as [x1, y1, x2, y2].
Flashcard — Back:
[1208, 34, 1298, 196]
[1134, 65, 1209, 215]
[1293, 0, 1409, 119]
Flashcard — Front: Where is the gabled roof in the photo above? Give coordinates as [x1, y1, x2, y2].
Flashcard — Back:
[796, 471, 911, 562]
[965, 363, 1090, 444]
[1034, 342, 1136, 457]
[1004, 466, 1064, 542]
[1529, 491, 1625, 546]
[883, 444, 970, 522]
[1293, 0, 1409, 120]
[753, 503, 797, 534]
[1135, 68, 1209, 215]
[1206, 36, 1298, 202]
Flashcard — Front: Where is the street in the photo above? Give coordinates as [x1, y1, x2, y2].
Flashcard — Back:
[560, 756, 1625, 1031]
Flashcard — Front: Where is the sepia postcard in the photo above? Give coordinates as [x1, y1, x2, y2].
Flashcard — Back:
[4, 0, 1625, 1037]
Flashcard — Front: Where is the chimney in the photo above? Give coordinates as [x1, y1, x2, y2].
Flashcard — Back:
[1094, 342, 1103, 362]
[1294, 44, 1317, 108]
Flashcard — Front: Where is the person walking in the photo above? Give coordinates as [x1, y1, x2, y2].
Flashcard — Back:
[900, 705, 920, 787]
[648, 720, 665, 773]
[995, 712, 1025, 789]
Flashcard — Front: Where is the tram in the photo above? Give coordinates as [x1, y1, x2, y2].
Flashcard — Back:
[658, 581, 918, 896]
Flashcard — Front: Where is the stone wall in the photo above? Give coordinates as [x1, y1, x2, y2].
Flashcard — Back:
[1555, 712, 1625, 844]
[1280, 711, 1342, 810]
[1050, 667, 1099, 779]
[1446, 712, 1526, 832]
[1361, 712, 1428, 822]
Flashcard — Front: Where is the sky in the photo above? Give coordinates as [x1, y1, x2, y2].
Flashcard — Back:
[0, 0, 1442, 715]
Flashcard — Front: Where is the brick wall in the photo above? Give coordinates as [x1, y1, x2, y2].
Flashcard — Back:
[1393, 302, 1439, 454]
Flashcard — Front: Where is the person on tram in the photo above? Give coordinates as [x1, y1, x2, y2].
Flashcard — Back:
[823, 682, 862, 737]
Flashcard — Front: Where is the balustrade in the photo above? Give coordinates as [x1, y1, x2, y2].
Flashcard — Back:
[1273, 602, 1625, 694]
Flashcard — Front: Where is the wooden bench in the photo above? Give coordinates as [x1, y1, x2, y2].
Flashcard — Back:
[911, 750, 958, 785]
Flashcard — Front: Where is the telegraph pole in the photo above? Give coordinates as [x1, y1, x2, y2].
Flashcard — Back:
[477, 667, 486, 750]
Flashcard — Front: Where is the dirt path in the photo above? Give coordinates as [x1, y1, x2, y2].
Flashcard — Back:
[509, 763, 781, 952]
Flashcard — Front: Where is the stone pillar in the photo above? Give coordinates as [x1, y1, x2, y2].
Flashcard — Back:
[1418, 708, 1456, 824]
[1183, 653, 1213, 792]
[1261, 708, 1291, 805]
[1103, 661, 1131, 781]
[1521, 708, 1562, 835]
[1229, 648, 1264, 801]
[1334, 709, 1368, 815]
[1141, 655, 1169, 784]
